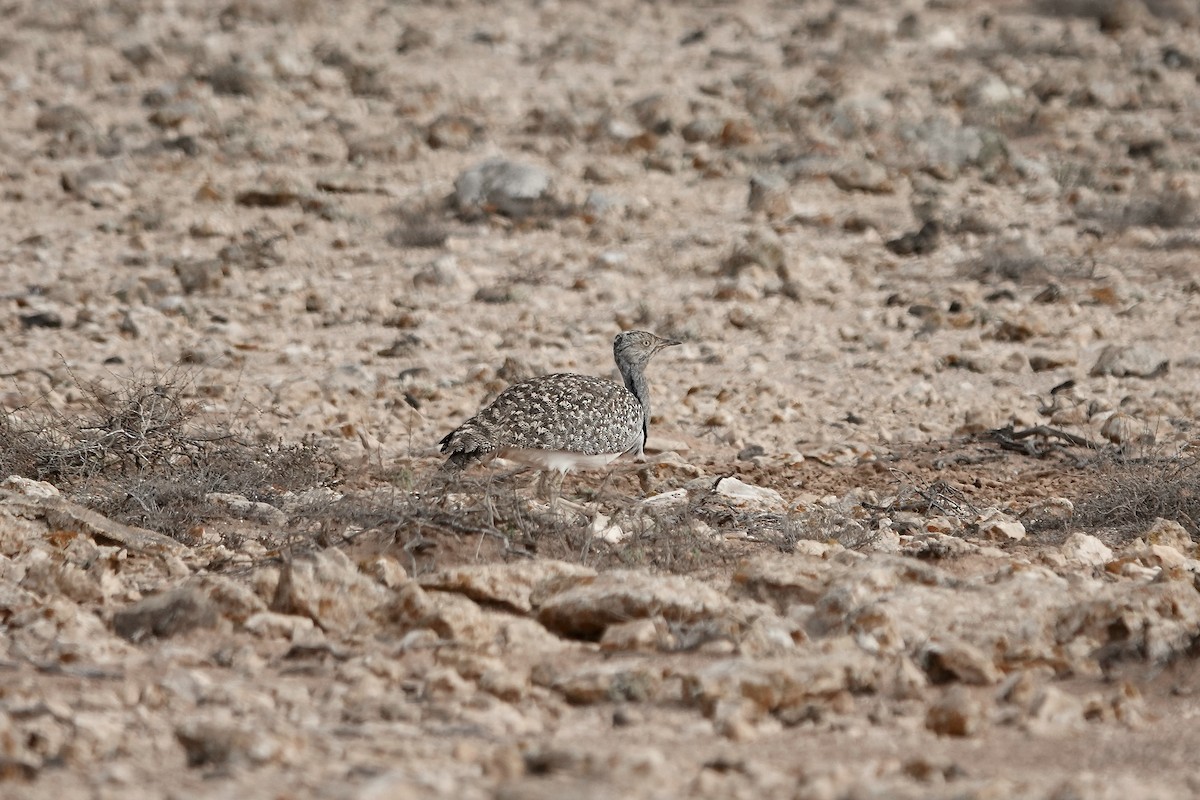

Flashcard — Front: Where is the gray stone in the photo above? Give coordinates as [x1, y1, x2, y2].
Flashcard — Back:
[113, 588, 218, 642]
[747, 173, 792, 219]
[830, 159, 893, 194]
[454, 158, 555, 219]
[1090, 344, 1170, 379]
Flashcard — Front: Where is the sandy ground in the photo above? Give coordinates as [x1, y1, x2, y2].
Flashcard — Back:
[4, 0, 1200, 797]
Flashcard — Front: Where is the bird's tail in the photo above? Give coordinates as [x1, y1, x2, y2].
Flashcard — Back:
[437, 428, 490, 472]
[439, 450, 475, 472]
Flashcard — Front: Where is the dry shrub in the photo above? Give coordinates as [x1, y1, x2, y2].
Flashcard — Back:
[300, 470, 741, 576]
[1, 372, 743, 571]
[1075, 184, 1200, 232]
[1071, 451, 1200, 543]
[761, 506, 881, 552]
[0, 371, 340, 539]
[0, 408, 45, 481]
[386, 201, 450, 249]
[963, 243, 1051, 283]
[291, 473, 567, 574]
[88, 437, 336, 539]
[601, 503, 732, 574]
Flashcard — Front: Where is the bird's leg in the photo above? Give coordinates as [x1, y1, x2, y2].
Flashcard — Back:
[484, 469, 497, 529]
[533, 470, 569, 512]
[550, 471, 567, 511]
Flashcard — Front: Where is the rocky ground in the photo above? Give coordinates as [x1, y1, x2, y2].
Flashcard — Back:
[4, 0, 1200, 797]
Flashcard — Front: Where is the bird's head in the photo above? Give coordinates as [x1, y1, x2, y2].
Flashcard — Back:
[613, 330, 681, 368]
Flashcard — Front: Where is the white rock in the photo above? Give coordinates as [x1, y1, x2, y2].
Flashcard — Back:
[1144, 518, 1194, 555]
[927, 26, 962, 50]
[1090, 344, 1169, 379]
[1028, 686, 1084, 732]
[790, 540, 843, 558]
[1061, 533, 1113, 566]
[1022, 497, 1074, 520]
[454, 158, 554, 218]
[975, 511, 1026, 542]
[641, 488, 688, 508]
[864, 523, 902, 553]
[712, 476, 785, 511]
[1100, 412, 1153, 446]
[1138, 544, 1187, 569]
[1000, 351, 1029, 373]
[243, 611, 316, 639]
[589, 512, 628, 545]
[1, 476, 60, 499]
[970, 76, 1024, 106]
[925, 516, 963, 535]
[205, 492, 287, 527]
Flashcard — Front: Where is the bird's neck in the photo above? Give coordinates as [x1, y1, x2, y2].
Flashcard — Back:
[621, 364, 651, 445]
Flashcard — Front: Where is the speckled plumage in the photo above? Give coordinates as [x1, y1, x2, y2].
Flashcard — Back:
[440, 331, 678, 473]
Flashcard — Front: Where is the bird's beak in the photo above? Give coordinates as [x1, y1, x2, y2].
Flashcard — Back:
[658, 338, 682, 350]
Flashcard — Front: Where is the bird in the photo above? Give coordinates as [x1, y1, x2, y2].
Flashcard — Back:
[439, 331, 680, 488]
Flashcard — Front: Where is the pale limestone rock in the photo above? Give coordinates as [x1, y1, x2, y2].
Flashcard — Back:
[420, 560, 594, 614]
[921, 639, 1002, 685]
[175, 716, 281, 768]
[205, 492, 287, 527]
[112, 587, 219, 642]
[680, 642, 888, 720]
[1144, 518, 1194, 556]
[641, 488, 688, 508]
[926, 686, 985, 737]
[1, 476, 60, 499]
[1100, 412, 1154, 446]
[923, 516, 962, 535]
[1025, 685, 1084, 734]
[747, 172, 793, 219]
[272, 548, 390, 632]
[732, 554, 831, 612]
[20, 551, 104, 604]
[974, 511, 1026, 542]
[28, 495, 188, 556]
[1022, 496, 1075, 520]
[1142, 543, 1187, 569]
[543, 661, 664, 705]
[243, 611, 316, 639]
[1061, 532, 1113, 566]
[738, 613, 804, 657]
[537, 570, 733, 639]
[1091, 344, 1169, 379]
[588, 511, 628, 545]
[190, 574, 268, 623]
[599, 618, 670, 652]
[359, 555, 410, 588]
[454, 158, 555, 219]
[1056, 580, 1200, 663]
[711, 476, 785, 511]
[384, 582, 568, 652]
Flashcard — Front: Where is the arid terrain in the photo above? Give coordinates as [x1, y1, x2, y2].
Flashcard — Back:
[4, 0, 1200, 797]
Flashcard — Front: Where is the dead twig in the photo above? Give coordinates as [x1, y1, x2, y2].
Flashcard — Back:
[980, 425, 1103, 457]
